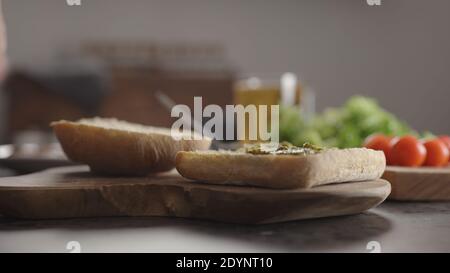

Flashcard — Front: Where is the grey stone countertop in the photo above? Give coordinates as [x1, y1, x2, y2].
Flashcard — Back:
[0, 202, 449, 253]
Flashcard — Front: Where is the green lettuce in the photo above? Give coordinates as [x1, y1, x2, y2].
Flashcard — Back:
[279, 96, 416, 148]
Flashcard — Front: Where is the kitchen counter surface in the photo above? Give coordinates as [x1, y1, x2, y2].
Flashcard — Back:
[1, 202, 449, 253]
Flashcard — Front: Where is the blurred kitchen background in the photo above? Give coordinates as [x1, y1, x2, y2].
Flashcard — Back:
[0, 0, 449, 173]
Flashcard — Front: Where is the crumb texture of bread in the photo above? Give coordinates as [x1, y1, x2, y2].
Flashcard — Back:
[52, 118, 211, 176]
[176, 148, 386, 189]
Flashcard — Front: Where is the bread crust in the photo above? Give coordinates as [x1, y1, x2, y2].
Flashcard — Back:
[176, 148, 386, 189]
[52, 119, 211, 176]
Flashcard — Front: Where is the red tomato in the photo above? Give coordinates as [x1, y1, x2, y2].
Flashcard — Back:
[423, 139, 449, 167]
[363, 134, 396, 165]
[390, 135, 426, 167]
[438, 136, 450, 162]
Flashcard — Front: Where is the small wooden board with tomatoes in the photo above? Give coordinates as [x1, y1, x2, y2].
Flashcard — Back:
[365, 135, 450, 201]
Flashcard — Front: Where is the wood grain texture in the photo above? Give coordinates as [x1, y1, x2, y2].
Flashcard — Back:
[0, 166, 391, 224]
[383, 166, 450, 201]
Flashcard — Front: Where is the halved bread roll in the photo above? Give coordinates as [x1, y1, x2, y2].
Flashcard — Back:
[176, 148, 386, 189]
[52, 118, 211, 176]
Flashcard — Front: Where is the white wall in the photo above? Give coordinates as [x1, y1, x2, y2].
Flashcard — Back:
[2, 0, 450, 134]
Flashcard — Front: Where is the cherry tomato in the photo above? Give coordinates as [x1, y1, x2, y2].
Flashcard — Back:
[390, 135, 426, 167]
[423, 139, 449, 167]
[363, 134, 396, 165]
[438, 136, 450, 162]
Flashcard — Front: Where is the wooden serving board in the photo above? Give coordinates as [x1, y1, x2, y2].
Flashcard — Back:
[0, 166, 391, 224]
[383, 166, 450, 201]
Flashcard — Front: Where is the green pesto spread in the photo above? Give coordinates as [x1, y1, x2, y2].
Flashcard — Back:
[242, 142, 323, 155]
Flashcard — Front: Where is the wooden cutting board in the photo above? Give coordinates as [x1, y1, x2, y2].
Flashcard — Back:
[0, 166, 391, 224]
[383, 166, 450, 201]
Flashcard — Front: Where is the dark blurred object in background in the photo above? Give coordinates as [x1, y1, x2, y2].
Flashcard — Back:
[4, 72, 87, 142]
[85, 41, 234, 127]
[0, 41, 235, 143]
[0, 142, 75, 174]
[102, 66, 233, 127]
